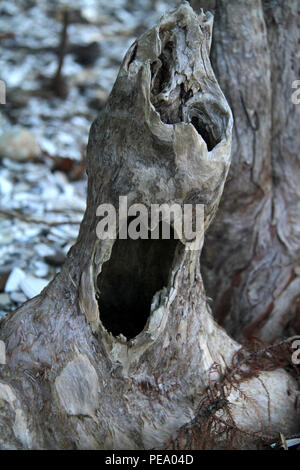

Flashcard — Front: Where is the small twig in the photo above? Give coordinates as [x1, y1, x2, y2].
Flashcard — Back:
[0, 209, 80, 226]
[55, 9, 69, 82]
[280, 433, 289, 450]
[51, 8, 69, 98]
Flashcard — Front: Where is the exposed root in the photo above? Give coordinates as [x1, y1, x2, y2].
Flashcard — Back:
[162, 337, 300, 449]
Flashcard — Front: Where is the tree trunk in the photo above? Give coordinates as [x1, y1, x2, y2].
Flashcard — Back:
[0, 4, 298, 450]
[192, 0, 300, 342]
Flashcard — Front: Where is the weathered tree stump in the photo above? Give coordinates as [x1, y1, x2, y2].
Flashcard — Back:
[0, 4, 298, 449]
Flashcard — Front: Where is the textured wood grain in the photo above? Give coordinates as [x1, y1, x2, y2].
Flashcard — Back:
[0, 4, 298, 449]
[196, 0, 300, 342]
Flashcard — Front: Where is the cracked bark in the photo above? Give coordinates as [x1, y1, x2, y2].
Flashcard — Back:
[191, 0, 300, 342]
[0, 4, 298, 449]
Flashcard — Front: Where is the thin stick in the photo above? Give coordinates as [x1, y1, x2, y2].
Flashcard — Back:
[0, 209, 80, 226]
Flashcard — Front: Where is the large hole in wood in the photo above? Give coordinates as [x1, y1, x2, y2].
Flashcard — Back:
[97, 222, 178, 340]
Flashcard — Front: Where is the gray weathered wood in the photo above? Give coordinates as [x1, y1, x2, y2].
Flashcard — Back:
[0, 4, 298, 449]
[195, 0, 300, 342]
